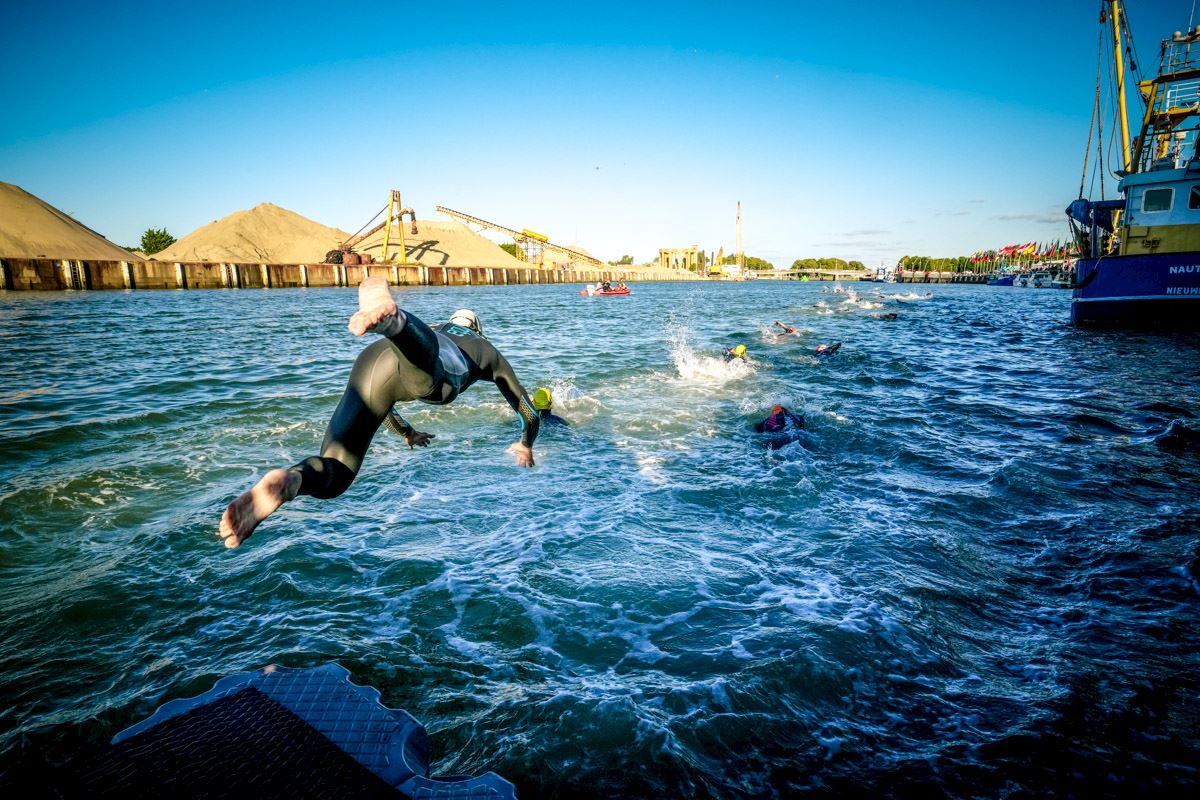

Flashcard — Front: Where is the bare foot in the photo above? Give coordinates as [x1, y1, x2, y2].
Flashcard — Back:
[348, 277, 403, 336]
[218, 468, 301, 548]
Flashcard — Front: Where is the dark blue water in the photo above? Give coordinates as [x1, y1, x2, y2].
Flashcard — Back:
[1, 282, 1198, 797]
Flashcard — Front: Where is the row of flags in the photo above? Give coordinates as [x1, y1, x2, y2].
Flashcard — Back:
[970, 240, 1080, 262]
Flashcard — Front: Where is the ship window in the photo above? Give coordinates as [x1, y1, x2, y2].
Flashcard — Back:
[1190, 186, 1200, 209]
[1142, 187, 1173, 212]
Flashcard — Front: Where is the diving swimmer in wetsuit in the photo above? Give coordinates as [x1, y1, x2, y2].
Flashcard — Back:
[218, 277, 540, 548]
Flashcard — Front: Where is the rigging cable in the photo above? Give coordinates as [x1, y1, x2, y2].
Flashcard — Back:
[1119, 1, 1150, 173]
[344, 205, 388, 242]
[1119, 3, 1143, 87]
[1081, 29, 1104, 199]
[1102, 13, 1121, 190]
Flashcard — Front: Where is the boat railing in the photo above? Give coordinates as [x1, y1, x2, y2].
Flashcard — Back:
[1162, 31, 1200, 74]
[1163, 79, 1200, 110]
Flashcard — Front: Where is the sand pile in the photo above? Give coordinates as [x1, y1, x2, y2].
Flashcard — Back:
[542, 245, 602, 267]
[153, 203, 350, 263]
[0, 182, 143, 261]
[353, 220, 528, 268]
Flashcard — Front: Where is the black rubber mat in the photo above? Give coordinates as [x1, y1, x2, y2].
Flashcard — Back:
[74, 687, 400, 798]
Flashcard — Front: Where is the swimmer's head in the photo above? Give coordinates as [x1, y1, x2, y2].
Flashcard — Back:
[449, 309, 483, 336]
[533, 387, 553, 411]
[772, 404, 784, 414]
[733, 344, 747, 358]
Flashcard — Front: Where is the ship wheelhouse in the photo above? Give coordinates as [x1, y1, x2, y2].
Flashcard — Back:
[1118, 165, 1200, 256]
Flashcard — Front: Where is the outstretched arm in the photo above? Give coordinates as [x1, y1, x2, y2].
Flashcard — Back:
[384, 407, 435, 449]
[486, 353, 540, 466]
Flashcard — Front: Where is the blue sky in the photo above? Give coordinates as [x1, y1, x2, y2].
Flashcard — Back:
[0, 1, 1191, 265]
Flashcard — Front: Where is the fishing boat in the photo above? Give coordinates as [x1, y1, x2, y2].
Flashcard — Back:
[986, 273, 1015, 286]
[1066, 2, 1200, 326]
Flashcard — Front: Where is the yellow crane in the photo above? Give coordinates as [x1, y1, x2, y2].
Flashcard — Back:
[337, 190, 418, 264]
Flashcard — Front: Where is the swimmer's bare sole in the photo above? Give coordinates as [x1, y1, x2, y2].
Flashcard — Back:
[348, 277, 403, 337]
[218, 468, 300, 548]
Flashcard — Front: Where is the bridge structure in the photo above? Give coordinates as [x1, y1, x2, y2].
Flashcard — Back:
[756, 269, 869, 281]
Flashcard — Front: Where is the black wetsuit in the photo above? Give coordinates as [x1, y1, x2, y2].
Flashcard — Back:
[292, 313, 539, 499]
[537, 409, 570, 428]
[754, 408, 805, 433]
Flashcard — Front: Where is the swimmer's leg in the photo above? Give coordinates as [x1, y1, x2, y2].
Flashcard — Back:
[346, 277, 440, 376]
[219, 468, 302, 549]
[218, 339, 427, 548]
[349, 276, 407, 337]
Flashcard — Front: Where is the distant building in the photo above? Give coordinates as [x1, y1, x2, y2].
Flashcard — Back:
[659, 246, 701, 272]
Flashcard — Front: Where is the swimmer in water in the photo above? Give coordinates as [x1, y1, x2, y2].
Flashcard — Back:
[218, 277, 540, 548]
[724, 344, 748, 362]
[871, 312, 899, 320]
[815, 342, 842, 356]
[532, 387, 570, 427]
[772, 321, 800, 336]
[754, 404, 805, 433]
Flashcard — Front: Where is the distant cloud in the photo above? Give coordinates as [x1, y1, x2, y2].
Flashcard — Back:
[968, 199, 987, 205]
[813, 239, 883, 247]
[812, 229, 891, 247]
[811, 240, 897, 253]
[994, 213, 1062, 225]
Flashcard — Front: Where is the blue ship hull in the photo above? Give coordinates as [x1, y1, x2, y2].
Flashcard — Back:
[1072, 252, 1200, 326]
[987, 275, 1015, 286]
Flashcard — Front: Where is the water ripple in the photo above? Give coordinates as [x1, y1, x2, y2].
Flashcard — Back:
[1, 283, 1199, 796]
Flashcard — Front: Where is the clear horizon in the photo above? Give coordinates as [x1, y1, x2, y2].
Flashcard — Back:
[1, 0, 1191, 266]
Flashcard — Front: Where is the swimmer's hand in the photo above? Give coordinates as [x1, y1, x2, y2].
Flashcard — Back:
[508, 442, 535, 468]
[404, 429, 435, 449]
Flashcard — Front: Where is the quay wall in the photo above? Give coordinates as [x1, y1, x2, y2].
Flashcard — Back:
[0, 258, 699, 292]
[894, 271, 987, 284]
[758, 271, 988, 284]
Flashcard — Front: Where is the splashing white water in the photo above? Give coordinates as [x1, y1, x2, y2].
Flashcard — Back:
[667, 328, 755, 384]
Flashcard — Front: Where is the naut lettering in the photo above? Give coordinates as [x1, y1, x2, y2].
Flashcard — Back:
[1168, 265, 1200, 274]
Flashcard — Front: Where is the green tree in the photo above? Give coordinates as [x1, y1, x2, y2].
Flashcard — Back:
[139, 227, 176, 255]
[721, 254, 774, 270]
[499, 243, 519, 258]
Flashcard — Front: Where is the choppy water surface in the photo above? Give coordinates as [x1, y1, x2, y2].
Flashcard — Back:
[1, 282, 1199, 797]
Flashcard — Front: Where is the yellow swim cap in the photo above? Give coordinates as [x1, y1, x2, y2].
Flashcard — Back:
[533, 387, 553, 411]
[734, 344, 747, 358]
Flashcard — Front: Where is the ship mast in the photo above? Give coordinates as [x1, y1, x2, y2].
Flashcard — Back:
[1110, 0, 1134, 172]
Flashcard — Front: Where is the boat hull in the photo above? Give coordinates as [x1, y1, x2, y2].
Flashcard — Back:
[1072, 252, 1200, 326]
